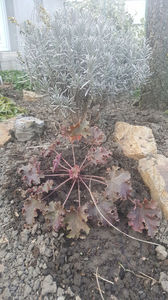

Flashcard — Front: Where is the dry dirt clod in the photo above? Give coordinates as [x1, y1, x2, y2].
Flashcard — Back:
[156, 245, 168, 261]
[159, 272, 168, 293]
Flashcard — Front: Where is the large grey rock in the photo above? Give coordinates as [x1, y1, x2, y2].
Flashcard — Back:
[14, 116, 44, 141]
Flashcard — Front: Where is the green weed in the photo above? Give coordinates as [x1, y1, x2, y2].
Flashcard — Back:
[0, 95, 26, 121]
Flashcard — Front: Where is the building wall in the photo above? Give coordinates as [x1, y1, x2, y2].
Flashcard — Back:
[0, 0, 64, 70]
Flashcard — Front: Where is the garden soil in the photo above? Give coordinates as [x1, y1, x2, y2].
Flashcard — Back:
[1, 86, 168, 300]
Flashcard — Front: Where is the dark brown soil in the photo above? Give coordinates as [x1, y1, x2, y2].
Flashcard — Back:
[1, 85, 168, 300]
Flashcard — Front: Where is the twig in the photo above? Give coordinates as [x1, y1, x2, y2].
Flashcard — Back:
[80, 178, 160, 246]
[94, 272, 114, 285]
[119, 263, 158, 284]
[95, 268, 105, 300]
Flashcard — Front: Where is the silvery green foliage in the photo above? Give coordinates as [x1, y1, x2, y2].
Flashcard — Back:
[20, 6, 151, 112]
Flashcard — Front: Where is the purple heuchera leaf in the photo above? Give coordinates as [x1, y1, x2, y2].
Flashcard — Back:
[44, 201, 65, 231]
[127, 198, 161, 237]
[25, 180, 53, 195]
[87, 146, 111, 165]
[87, 126, 106, 145]
[87, 192, 119, 226]
[42, 142, 58, 157]
[64, 205, 90, 238]
[18, 157, 44, 186]
[23, 194, 46, 225]
[105, 166, 132, 201]
[52, 154, 61, 172]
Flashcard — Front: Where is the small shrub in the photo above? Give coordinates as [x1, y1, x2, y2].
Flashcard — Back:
[18, 121, 161, 239]
[18, 5, 151, 114]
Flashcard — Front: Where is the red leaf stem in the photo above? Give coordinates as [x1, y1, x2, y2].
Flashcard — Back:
[71, 143, 76, 165]
[56, 151, 72, 168]
[78, 179, 81, 207]
[80, 176, 107, 185]
[63, 180, 77, 207]
[82, 175, 106, 181]
[42, 177, 72, 201]
[80, 156, 88, 169]
[44, 173, 69, 177]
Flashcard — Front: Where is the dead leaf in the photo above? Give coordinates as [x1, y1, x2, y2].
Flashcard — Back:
[62, 119, 90, 142]
[0, 235, 8, 245]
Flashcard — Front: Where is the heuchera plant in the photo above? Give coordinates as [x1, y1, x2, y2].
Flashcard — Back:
[18, 121, 161, 238]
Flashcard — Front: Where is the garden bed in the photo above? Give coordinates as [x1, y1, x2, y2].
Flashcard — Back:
[1, 86, 168, 300]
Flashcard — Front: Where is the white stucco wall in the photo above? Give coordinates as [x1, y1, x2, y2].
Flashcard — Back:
[13, 0, 35, 23]
[13, 0, 64, 24]
[43, 0, 64, 14]
[0, 0, 64, 69]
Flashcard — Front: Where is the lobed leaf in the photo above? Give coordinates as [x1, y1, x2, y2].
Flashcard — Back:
[44, 201, 65, 231]
[87, 126, 106, 145]
[87, 146, 111, 165]
[127, 198, 161, 237]
[23, 194, 46, 225]
[87, 192, 119, 226]
[105, 166, 132, 201]
[42, 142, 58, 157]
[64, 205, 90, 238]
[18, 157, 44, 186]
[62, 119, 90, 142]
[26, 179, 54, 195]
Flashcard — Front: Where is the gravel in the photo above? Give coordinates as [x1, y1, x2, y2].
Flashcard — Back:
[0, 145, 70, 300]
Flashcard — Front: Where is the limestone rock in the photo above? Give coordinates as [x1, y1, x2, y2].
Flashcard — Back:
[138, 154, 168, 217]
[0, 117, 16, 146]
[114, 122, 157, 160]
[156, 245, 168, 261]
[41, 275, 57, 296]
[23, 90, 43, 102]
[159, 272, 168, 292]
[14, 116, 44, 141]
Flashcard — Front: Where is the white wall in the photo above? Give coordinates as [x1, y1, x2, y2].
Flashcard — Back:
[13, 0, 64, 51]
[43, 0, 64, 14]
